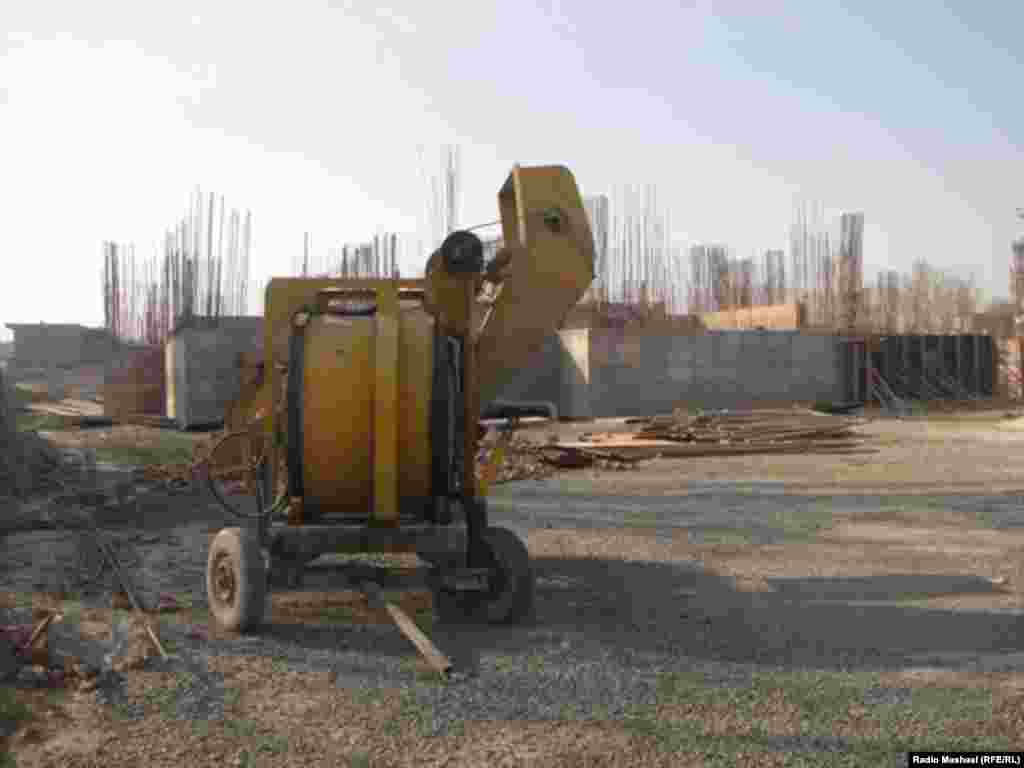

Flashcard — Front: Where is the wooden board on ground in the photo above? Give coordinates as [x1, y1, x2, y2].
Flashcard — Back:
[554, 438, 867, 459]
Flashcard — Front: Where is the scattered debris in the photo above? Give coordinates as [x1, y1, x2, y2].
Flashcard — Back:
[87, 529, 168, 659]
[136, 430, 257, 493]
[0, 601, 169, 692]
[475, 431, 637, 485]
[156, 593, 180, 613]
[105, 614, 164, 673]
[47, 614, 112, 675]
[475, 434, 557, 484]
[0, 623, 34, 651]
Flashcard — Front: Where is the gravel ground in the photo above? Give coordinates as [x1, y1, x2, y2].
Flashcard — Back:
[5, 444, 1024, 762]
[6, 484, 1014, 737]
[490, 482, 1024, 539]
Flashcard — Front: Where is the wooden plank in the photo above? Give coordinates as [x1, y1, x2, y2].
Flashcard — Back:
[361, 581, 451, 676]
[384, 602, 452, 677]
[26, 404, 84, 417]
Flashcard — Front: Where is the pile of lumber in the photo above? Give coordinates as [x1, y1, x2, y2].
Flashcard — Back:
[23, 399, 107, 429]
[557, 408, 870, 459]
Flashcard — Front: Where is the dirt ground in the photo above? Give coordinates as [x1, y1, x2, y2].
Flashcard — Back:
[4, 409, 1024, 765]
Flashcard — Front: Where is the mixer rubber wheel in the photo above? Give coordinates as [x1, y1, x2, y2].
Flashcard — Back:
[207, 527, 266, 633]
[433, 526, 535, 625]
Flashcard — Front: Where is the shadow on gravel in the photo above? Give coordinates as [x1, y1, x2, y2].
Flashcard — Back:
[765, 574, 1003, 602]
[424, 556, 1024, 676]
[208, 555, 1024, 679]
[62, 484, 1024, 680]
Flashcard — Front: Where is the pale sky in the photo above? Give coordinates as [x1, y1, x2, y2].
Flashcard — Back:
[2, 0, 1021, 340]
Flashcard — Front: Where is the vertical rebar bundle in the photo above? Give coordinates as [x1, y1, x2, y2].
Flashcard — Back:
[583, 195, 609, 304]
[587, 183, 682, 314]
[417, 144, 461, 252]
[100, 190, 253, 345]
[1011, 238, 1024, 318]
[324, 232, 407, 279]
[838, 212, 864, 331]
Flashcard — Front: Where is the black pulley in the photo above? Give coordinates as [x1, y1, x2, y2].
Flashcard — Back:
[440, 231, 484, 275]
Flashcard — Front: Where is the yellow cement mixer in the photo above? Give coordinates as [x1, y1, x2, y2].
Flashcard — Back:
[205, 165, 596, 632]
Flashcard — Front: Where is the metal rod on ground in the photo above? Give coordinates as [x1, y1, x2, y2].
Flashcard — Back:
[93, 533, 168, 659]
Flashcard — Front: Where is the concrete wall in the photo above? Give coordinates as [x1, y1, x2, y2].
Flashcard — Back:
[166, 318, 262, 428]
[491, 332, 563, 406]
[490, 329, 595, 419]
[494, 329, 848, 419]
[9, 325, 86, 369]
[81, 329, 120, 364]
[586, 330, 845, 417]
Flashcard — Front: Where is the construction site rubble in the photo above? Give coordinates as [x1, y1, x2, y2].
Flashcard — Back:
[134, 429, 255, 493]
[475, 434, 557, 484]
[0, 510, 169, 687]
[476, 431, 638, 485]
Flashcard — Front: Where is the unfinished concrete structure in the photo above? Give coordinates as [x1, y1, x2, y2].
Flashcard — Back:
[844, 334, 995, 403]
[103, 344, 165, 419]
[494, 298, 997, 419]
[4, 322, 129, 403]
[499, 329, 854, 418]
[4, 323, 118, 372]
[165, 316, 262, 429]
